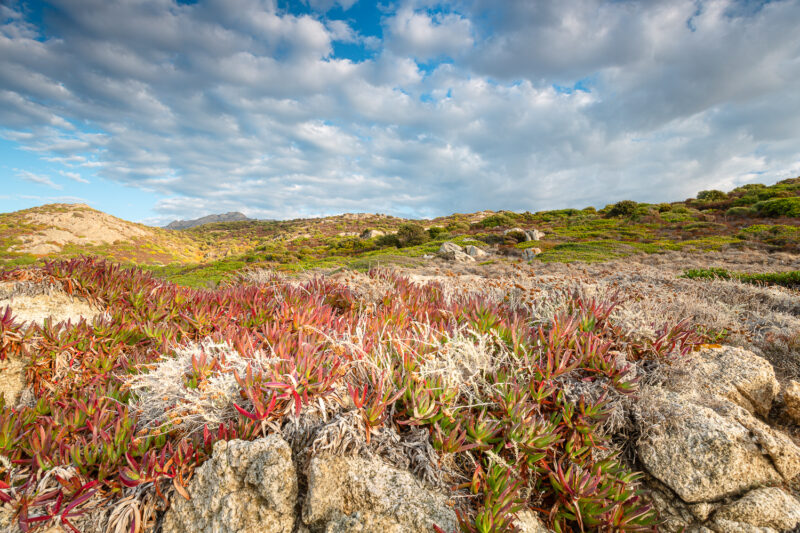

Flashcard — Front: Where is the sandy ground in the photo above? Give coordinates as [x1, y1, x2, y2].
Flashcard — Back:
[11, 204, 151, 254]
[0, 281, 101, 326]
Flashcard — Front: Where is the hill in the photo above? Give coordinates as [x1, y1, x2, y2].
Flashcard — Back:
[0, 177, 797, 286]
[165, 211, 251, 230]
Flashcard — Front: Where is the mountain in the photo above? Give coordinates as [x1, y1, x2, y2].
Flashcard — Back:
[166, 212, 250, 230]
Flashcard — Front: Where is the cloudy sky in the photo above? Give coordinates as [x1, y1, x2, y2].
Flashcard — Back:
[1, 0, 799, 224]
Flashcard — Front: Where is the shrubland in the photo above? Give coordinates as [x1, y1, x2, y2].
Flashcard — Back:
[0, 256, 718, 532]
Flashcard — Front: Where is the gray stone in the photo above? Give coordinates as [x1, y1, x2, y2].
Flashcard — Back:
[464, 245, 488, 259]
[162, 435, 296, 533]
[665, 346, 778, 417]
[438, 242, 463, 255]
[302, 454, 458, 533]
[637, 389, 782, 503]
[522, 248, 541, 261]
[711, 487, 800, 532]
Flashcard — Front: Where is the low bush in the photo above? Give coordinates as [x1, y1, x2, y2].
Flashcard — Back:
[753, 197, 800, 218]
[476, 213, 512, 228]
[604, 200, 638, 218]
[427, 226, 447, 239]
[696, 190, 727, 202]
[396, 223, 429, 247]
[725, 206, 754, 218]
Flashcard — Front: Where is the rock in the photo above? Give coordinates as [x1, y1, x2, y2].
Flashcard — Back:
[302, 454, 458, 533]
[522, 248, 541, 261]
[338, 232, 359, 237]
[666, 346, 778, 417]
[464, 245, 488, 259]
[637, 389, 782, 503]
[441, 251, 475, 263]
[711, 487, 800, 532]
[514, 509, 550, 532]
[360, 229, 385, 239]
[0, 356, 26, 406]
[502, 228, 544, 242]
[438, 242, 463, 255]
[162, 435, 296, 533]
[503, 228, 528, 241]
[784, 380, 800, 424]
[526, 229, 545, 241]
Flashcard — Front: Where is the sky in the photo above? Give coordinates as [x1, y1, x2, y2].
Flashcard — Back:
[1, 0, 799, 225]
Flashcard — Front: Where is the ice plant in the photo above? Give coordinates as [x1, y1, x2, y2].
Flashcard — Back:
[0, 258, 700, 531]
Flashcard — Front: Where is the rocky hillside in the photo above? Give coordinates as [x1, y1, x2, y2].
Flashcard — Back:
[165, 212, 250, 230]
[0, 204, 203, 267]
[0, 178, 797, 286]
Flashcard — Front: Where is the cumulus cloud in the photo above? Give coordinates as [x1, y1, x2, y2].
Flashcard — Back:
[0, 0, 798, 222]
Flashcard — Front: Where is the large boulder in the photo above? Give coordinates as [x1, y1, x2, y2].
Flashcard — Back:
[163, 435, 297, 533]
[464, 245, 488, 259]
[711, 487, 800, 533]
[664, 346, 778, 417]
[636, 389, 782, 503]
[438, 242, 475, 263]
[438, 242, 463, 255]
[302, 454, 458, 533]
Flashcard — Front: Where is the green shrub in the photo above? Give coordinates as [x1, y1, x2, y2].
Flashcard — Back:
[725, 206, 754, 218]
[604, 200, 638, 218]
[697, 190, 727, 202]
[445, 221, 470, 233]
[396, 223, 429, 247]
[581, 206, 597, 214]
[427, 226, 446, 239]
[657, 203, 672, 213]
[753, 197, 800, 218]
[375, 233, 401, 248]
[476, 214, 512, 228]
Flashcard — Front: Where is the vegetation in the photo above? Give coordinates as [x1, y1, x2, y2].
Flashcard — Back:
[0, 258, 705, 531]
[681, 267, 800, 289]
[0, 177, 797, 279]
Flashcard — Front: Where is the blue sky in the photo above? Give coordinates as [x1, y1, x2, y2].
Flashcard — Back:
[1, 0, 799, 225]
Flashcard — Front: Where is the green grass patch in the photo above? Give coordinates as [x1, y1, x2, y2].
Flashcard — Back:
[681, 268, 800, 289]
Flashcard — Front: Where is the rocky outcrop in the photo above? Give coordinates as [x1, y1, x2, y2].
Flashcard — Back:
[303, 454, 458, 532]
[437, 242, 475, 263]
[635, 346, 800, 532]
[503, 228, 544, 242]
[464, 245, 488, 259]
[637, 389, 782, 503]
[163, 435, 457, 533]
[163, 435, 297, 533]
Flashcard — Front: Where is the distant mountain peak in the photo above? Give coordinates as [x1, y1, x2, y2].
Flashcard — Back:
[165, 212, 250, 230]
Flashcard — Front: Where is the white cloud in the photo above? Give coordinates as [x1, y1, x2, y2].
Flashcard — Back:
[0, 0, 798, 222]
[59, 170, 90, 183]
[16, 169, 62, 190]
[385, 6, 474, 60]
